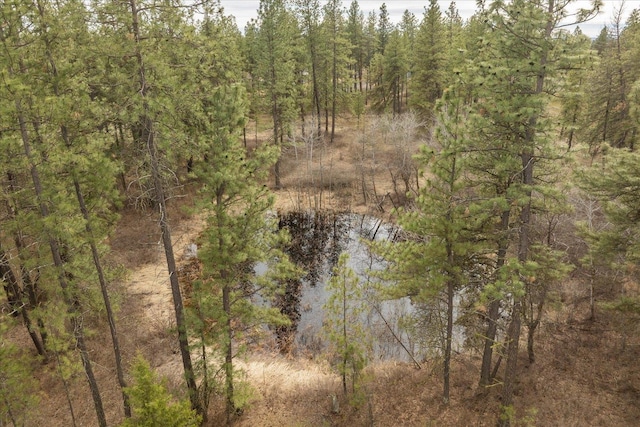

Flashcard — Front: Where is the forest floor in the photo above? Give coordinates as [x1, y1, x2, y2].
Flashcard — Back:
[16, 118, 640, 426]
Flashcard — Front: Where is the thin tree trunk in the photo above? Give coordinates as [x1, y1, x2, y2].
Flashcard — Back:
[325, 90, 330, 134]
[480, 298, 500, 387]
[0, 246, 46, 357]
[330, 27, 337, 144]
[480, 210, 510, 387]
[128, 0, 200, 415]
[12, 223, 49, 351]
[195, 295, 211, 422]
[443, 153, 458, 404]
[54, 348, 78, 427]
[526, 319, 539, 364]
[116, 122, 128, 191]
[275, 158, 282, 189]
[443, 278, 454, 404]
[498, 301, 522, 427]
[15, 88, 107, 426]
[368, 301, 421, 369]
[72, 178, 131, 418]
[342, 274, 348, 395]
[146, 114, 200, 414]
[34, 0, 132, 410]
[36, 0, 132, 409]
[311, 47, 322, 135]
[270, 53, 281, 189]
[223, 283, 235, 424]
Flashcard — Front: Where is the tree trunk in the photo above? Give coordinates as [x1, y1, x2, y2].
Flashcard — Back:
[223, 284, 235, 423]
[194, 293, 211, 421]
[342, 274, 348, 395]
[146, 114, 201, 411]
[526, 319, 539, 364]
[443, 155, 457, 404]
[10, 215, 49, 351]
[498, 301, 522, 427]
[480, 299, 500, 387]
[37, 0, 132, 408]
[16, 94, 108, 427]
[330, 28, 337, 144]
[270, 60, 282, 189]
[443, 278, 454, 404]
[275, 157, 282, 189]
[500, 1, 554, 416]
[311, 45, 322, 135]
[146, 114, 200, 414]
[499, 136, 533, 427]
[0, 246, 46, 357]
[54, 348, 78, 427]
[480, 209, 510, 387]
[325, 91, 330, 134]
[72, 178, 131, 418]
[128, 0, 200, 415]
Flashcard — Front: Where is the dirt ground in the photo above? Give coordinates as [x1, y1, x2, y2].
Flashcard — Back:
[12, 117, 640, 426]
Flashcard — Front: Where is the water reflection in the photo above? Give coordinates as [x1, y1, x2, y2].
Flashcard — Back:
[276, 211, 423, 361]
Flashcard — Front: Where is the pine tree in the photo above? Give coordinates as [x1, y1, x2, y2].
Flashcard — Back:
[399, 10, 418, 107]
[371, 81, 480, 404]
[557, 28, 593, 150]
[369, 30, 408, 115]
[0, 240, 46, 357]
[346, 1, 366, 93]
[443, 1, 465, 89]
[254, 0, 299, 188]
[377, 3, 391, 54]
[323, 253, 369, 397]
[0, 1, 129, 424]
[120, 354, 201, 427]
[364, 10, 379, 98]
[321, 0, 352, 142]
[411, 0, 447, 116]
[578, 148, 640, 266]
[294, 0, 323, 134]
[581, 5, 637, 153]
[93, 0, 203, 414]
[189, 83, 297, 420]
[463, 2, 599, 424]
[35, 0, 130, 416]
[0, 324, 39, 426]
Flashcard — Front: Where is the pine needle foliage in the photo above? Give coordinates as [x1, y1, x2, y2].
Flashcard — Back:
[189, 77, 299, 419]
[120, 354, 201, 427]
[323, 253, 369, 398]
[0, 324, 40, 427]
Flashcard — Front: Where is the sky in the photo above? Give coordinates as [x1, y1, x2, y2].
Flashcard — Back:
[218, 0, 639, 37]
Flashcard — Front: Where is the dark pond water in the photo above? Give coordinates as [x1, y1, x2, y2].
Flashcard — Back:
[275, 211, 433, 362]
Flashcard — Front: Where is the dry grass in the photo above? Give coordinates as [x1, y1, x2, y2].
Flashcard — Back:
[8, 116, 640, 427]
[108, 208, 161, 269]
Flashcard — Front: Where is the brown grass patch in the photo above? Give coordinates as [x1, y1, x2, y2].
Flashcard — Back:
[11, 116, 640, 427]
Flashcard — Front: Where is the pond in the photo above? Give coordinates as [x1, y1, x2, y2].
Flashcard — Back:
[275, 210, 444, 364]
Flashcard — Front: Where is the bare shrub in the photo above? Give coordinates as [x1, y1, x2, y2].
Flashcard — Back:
[354, 113, 422, 211]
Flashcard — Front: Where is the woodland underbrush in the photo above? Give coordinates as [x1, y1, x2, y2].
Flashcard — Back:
[6, 120, 640, 427]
